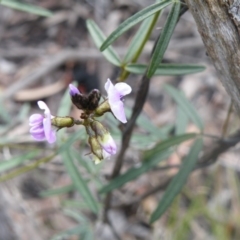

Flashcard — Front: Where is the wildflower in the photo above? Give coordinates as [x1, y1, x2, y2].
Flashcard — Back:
[91, 121, 117, 155]
[105, 78, 132, 123]
[29, 101, 56, 143]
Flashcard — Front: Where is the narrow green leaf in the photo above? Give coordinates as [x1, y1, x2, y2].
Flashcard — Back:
[40, 184, 74, 198]
[71, 149, 95, 174]
[86, 20, 121, 66]
[164, 84, 204, 131]
[147, 2, 180, 77]
[61, 150, 98, 214]
[63, 200, 91, 210]
[57, 128, 85, 154]
[123, 8, 161, 64]
[0, 154, 55, 183]
[100, 150, 171, 194]
[50, 226, 85, 240]
[125, 63, 205, 75]
[100, 0, 172, 51]
[150, 138, 203, 223]
[0, 151, 38, 173]
[175, 106, 189, 135]
[18, 103, 30, 121]
[1, 0, 52, 17]
[144, 133, 196, 161]
[0, 101, 11, 122]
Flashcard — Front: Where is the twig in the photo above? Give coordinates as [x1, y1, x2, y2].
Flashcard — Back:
[113, 128, 240, 209]
[221, 100, 233, 137]
[103, 73, 151, 222]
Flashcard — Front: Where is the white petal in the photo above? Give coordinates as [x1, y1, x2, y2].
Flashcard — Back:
[37, 101, 50, 116]
[110, 100, 127, 123]
[115, 82, 132, 96]
[104, 78, 113, 93]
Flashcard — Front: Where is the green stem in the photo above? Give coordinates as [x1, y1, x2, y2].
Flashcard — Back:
[119, 10, 162, 82]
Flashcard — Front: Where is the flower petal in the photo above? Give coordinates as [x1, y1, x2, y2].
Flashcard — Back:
[69, 84, 80, 96]
[31, 132, 45, 141]
[29, 114, 44, 126]
[115, 82, 132, 96]
[104, 78, 113, 93]
[38, 101, 51, 117]
[110, 100, 127, 123]
[102, 150, 111, 160]
[30, 125, 44, 134]
[43, 118, 56, 144]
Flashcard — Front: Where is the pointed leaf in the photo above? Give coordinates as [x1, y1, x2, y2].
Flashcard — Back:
[40, 184, 74, 197]
[144, 133, 196, 161]
[1, 0, 52, 17]
[100, 0, 172, 51]
[147, 2, 180, 77]
[125, 63, 205, 75]
[123, 9, 161, 64]
[61, 150, 99, 214]
[0, 151, 38, 173]
[164, 84, 204, 131]
[86, 20, 121, 66]
[100, 150, 171, 194]
[100, 134, 196, 194]
[150, 138, 203, 223]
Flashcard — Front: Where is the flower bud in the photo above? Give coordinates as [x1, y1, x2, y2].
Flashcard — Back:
[88, 136, 103, 160]
[91, 121, 117, 155]
[51, 117, 74, 128]
[69, 84, 101, 111]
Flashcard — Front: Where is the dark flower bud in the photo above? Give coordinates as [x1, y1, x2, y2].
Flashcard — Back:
[69, 84, 101, 111]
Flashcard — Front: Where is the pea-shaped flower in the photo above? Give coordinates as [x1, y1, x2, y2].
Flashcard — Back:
[105, 78, 132, 123]
[29, 101, 56, 143]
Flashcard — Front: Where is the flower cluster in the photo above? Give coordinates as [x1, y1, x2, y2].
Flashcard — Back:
[29, 79, 132, 164]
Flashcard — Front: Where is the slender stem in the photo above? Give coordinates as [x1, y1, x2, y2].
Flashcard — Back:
[103, 73, 151, 222]
[222, 100, 233, 138]
[118, 10, 161, 82]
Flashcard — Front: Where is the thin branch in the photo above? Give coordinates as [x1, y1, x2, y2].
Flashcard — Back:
[103, 73, 151, 222]
[113, 128, 240, 209]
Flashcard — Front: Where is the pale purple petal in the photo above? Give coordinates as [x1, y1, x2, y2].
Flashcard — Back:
[31, 132, 45, 141]
[100, 135, 117, 155]
[69, 84, 80, 96]
[104, 78, 112, 93]
[110, 100, 127, 123]
[114, 82, 132, 96]
[104, 78, 129, 123]
[29, 101, 56, 144]
[29, 114, 44, 126]
[30, 125, 44, 134]
[43, 118, 56, 144]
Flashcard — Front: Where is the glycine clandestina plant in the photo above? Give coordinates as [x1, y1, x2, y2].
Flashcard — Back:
[29, 79, 132, 164]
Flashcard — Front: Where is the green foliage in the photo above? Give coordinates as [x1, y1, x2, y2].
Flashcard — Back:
[100, 0, 172, 51]
[86, 20, 121, 66]
[125, 63, 205, 75]
[61, 150, 99, 214]
[164, 84, 204, 131]
[0, 0, 52, 17]
[100, 150, 171, 194]
[147, 1, 181, 77]
[150, 138, 203, 223]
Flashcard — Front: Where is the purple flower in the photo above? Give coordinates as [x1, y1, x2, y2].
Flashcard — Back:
[29, 101, 56, 144]
[105, 78, 132, 123]
[97, 132, 117, 155]
[69, 84, 81, 96]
